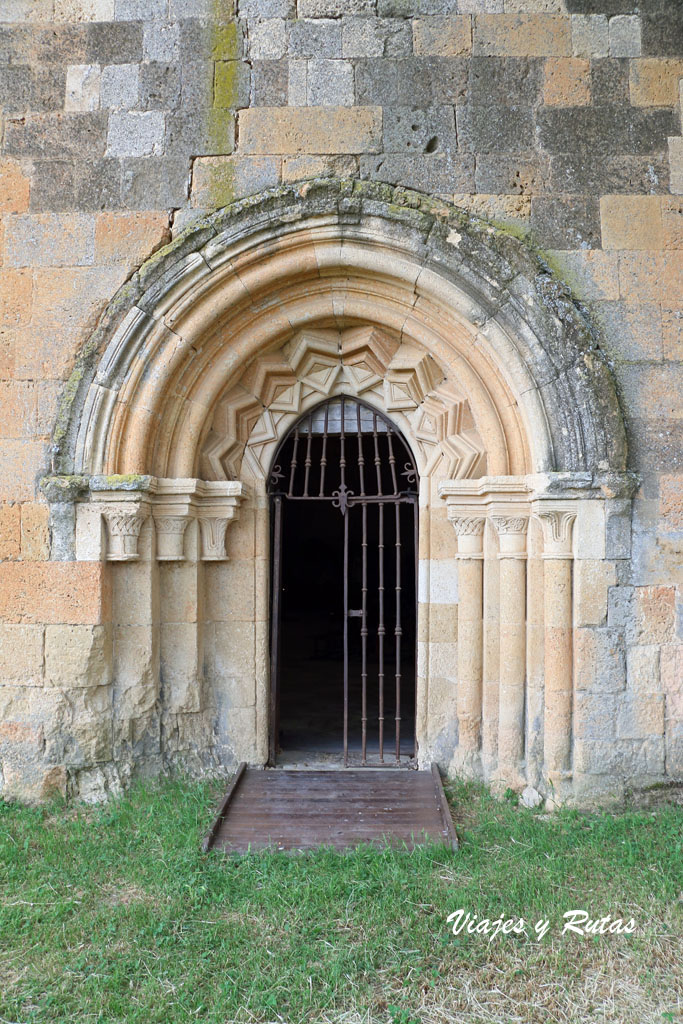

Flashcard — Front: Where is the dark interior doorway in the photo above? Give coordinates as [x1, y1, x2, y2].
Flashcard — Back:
[269, 398, 418, 767]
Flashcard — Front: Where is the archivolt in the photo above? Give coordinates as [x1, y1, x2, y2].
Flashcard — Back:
[52, 180, 627, 479]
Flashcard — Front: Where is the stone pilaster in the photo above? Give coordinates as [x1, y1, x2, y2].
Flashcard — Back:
[449, 514, 485, 773]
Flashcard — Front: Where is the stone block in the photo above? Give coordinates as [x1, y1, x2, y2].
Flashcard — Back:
[570, 14, 608, 58]
[660, 476, 683, 533]
[55, 0, 116, 19]
[553, 250, 619, 301]
[45, 624, 112, 689]
[457, 102, 536, 152]
[662, 197, 683, 251]
[299, 0, 374, 13]
[0, 269, 32, 328]
[113, 625, 158, 715]
[139, 62, 181, 111]
[0, 66, 32, 115]
[0, 624, 43, 685]
[20, 503, 50, 561]
[641, 12, 683, 59]
[191, 155, 281, 207]
[383, 105, 456, 153]
[668, 136, 683, 196]
[342, 17, 412, 58]
[471, 59, 542, 112]
[34, 24, 89, 64]
[214, 61, 252, 108]
[240, 0, 294, 14]
[452, 192, 531, 230]
[115, 0, 167, 18]
[530, 195, 600, 249]
[633, 585, 676, 645]
[287, 59, 307, 105]
[86, 21, 143, 64]
[5, 213, 95, 269]
[542, 57, 590, 106]
[360, 151, 475, 194]
[288, 19, 342, 58]
[574, 559, 617, 627]
[238, 106, 382, 154]
[250, 19, 287, 60]
[662, 307, 683, 361]
[661, 645, 683, 720]
[0, 161, 30, 215]
[413, 16, 472, 56]
[3, 113, 109, 162]
[166, 110, 234, 156]
[473, 14, 571, 57]
[594, 300, 662, 361]
[65, 65, 101, 113]
[99, 62, 139, 109]
[307, 59, 354, 106]
[212, 21, 245, 60]
[356, 57, 446, 106]
[0, 382, 36, 439]
[573, 690, 618, 741]
[0, 562, 110, 625]
[600, 195, 663, 250]
[107, 112, 165, 158]
[121, 157, 189, 209]
[160, 622, 202, 713]
[629, 58, 683, 107]
[0, 504, 21, 560]
[626, 644, 660, 695]
[143, 20, 180, 62]
[213, 620, 256, 696]
[252, 60, 288, 106]
[75, 158, 123, 211]
[94, 211, 169, 266]
[617, 693, 664, 739]
[0, 441, 47, 502]
[28, 161, 76, 213]
[474, 154, 549, 195]
[608, 15, 641, 58]
[574, 627, 626, 693]
[538, 105, 676, 158]
[281, 153, 358, 181]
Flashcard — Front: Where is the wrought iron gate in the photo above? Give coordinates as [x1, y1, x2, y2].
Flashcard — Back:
[268, 397, 419, 767]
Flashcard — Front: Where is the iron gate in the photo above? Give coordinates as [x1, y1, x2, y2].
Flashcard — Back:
[268, 397, 419, 767]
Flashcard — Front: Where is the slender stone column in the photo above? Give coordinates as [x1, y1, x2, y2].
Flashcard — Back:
[537, 506, 576, 803]
[449, 515, 485, 773]
[491, 513, 529, 788]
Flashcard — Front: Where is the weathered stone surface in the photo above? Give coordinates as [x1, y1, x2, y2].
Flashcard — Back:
[0, 562, 111, 625]
[473, 14, 571, 56]
[530, 195, 600, 249]
[542, 56, 590, 106]
[45, 624, 112, 689]
[0, 625, 44, 686]
[413, 16, 472, 56]
[238, 106, 382, 153]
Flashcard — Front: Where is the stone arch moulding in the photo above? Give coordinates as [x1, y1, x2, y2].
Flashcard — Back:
[41, 180, 635, 807]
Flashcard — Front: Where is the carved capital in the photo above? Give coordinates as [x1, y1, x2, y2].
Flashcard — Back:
[491, 515, 529, 536]
[103, 508, 148, 561]
[491, 512, 529, 559]
[154, 515, 190, 561]
[449, 515, 485, 558]
[198, 516, 231, 561]
[536, 507, 577, 559]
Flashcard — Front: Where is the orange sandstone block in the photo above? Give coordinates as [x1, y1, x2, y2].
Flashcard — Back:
[660, 476, 683, 531]
[0, 561, 111, 625]
[94, 212, 170, 266]
[0, 382, 37, 439]
[634, 586, 676, 645]
[20, 503, 50, 561]
[0, 503, 21, 560]
[543, 57, 591, 106]
[0, 269, 32, 329]
[238, 107, 382, 155]
[473, 15, 571, 57]
[662, 197, 683, 250]
[413, 16, 472, 56]
[600, 195, 663, 250]
[629, 58, 683, 107]
[0, 160, 30, 214]
[0, 440, 46, 501]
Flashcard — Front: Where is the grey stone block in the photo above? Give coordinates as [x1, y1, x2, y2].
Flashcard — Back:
[178, 18, 211, 58]
[0, 25, 32, 65]
[121, 156, 188, 208]
[475, 154, 551, 195]
[457, 104, 536, 154]
[100, 63, 140, 109]
[170, 0, 234, 15]
[238, 0, 295, 15]
[382, 105, 456, 154]
[537, 107, 676, 158]
[566, 0, 636, 14]
[355, 58, 437, 106]
[307, 58, 354, 105]
[605, 500, 633, 561]
[180, 60, 213, 107]
[76, 158, 123, 210]
[607, 585, 633, 632]
[29, 160, 77, 212]
[35, 24, 88, 64]
[86, 21, 143, 64]
[139, 62, 182, 110]
[360, 151, 474, 194]
[143, 20, 180, 62]
[378, 0, 458, 11]
[299, 0, 375, 15]
[530, 196, 601, 250]
[640, 11, 683, 57]
[165, 110, 235, 155]
[549, 153, 669, 195]
[115, 0, 168, 19]
[3, 112, 108, 160]
[288, 19, 341, 58]
[608, 14, 641, 58]
[590, 57, 629, 106]
[251, 60, 288, 106]
[594, 301, 663, 362]
[107, 111, 166, 157]
[0, 66, 32, 115]
[249, 18, 287, 59]
[469, 57, 543, 108]
[30, 66, 68, 113]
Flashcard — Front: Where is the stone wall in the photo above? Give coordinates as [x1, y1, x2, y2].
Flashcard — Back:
[0, 0, 681, 803]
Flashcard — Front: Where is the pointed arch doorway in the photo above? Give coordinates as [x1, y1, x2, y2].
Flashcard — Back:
[268, 397, 419, 768]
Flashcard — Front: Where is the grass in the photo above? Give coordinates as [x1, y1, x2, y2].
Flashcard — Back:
[0, 777, 681, 1024]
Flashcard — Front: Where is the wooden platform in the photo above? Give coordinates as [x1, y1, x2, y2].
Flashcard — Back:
[203, 764, 458, 853]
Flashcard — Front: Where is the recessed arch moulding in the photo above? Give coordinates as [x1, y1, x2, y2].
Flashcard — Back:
[39, 180, 633, 806]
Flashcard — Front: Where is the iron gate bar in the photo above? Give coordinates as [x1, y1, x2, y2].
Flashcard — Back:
[343, 505, 349, 768]
[378, 500, 385, 763]
[269, 496, 283, 765]
[395, 501, 402, 762]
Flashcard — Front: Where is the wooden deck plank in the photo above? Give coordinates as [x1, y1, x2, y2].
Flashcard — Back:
[204, 766, 458, 854]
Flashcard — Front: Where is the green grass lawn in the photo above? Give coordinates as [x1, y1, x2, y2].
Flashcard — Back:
[1, 777, 681, 1024]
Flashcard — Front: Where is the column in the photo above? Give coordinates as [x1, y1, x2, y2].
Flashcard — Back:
[537, 506, 576, 804]
[449, 514, 485, 773]
[491, 512, 529, 789]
